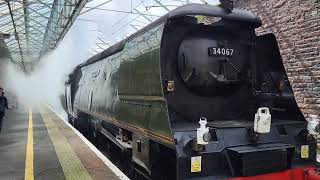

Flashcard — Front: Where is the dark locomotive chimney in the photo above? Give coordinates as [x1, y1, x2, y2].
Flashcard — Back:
[219, 0, 234, 13]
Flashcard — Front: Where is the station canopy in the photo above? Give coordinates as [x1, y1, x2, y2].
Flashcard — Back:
[0, 0, 218, 70]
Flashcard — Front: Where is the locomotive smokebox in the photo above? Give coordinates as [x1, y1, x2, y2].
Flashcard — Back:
[177, 32, 245, 96]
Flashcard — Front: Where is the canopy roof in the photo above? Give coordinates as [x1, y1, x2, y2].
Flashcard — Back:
[0, 0, 87, 70]
[0, 0, 220, 71]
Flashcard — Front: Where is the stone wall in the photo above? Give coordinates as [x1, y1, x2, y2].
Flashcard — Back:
[234, 0, 320, 118]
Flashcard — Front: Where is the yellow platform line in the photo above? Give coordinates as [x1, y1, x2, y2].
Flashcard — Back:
[40, 108, 93, 180]
[25, 107, 34, 180]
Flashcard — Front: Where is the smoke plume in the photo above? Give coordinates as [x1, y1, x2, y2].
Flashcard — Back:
[1, 20, 97, 119]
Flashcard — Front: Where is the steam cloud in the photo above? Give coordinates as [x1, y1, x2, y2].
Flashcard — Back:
[0, 0, 132, 119]
[0, 0, 216, 119]
[1, 21, 97, 119]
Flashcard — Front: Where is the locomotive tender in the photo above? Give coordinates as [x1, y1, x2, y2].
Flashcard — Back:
[65, 3, 316, 179]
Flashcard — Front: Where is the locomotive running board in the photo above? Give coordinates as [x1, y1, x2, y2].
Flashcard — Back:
[226, 142, 295, 176]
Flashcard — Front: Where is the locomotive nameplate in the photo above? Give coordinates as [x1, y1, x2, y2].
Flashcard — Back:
[208, 47, 234, 56]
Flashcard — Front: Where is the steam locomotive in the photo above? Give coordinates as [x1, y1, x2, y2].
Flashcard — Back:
[64, 3, 317, 180]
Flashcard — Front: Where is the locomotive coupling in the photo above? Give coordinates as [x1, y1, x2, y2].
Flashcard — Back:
[197, 117, 211, 145]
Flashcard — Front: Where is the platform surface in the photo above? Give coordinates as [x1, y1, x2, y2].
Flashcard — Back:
[0, 106, 127, 180]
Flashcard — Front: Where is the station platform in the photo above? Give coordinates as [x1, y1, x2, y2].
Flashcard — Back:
[0, 105, 129, 180]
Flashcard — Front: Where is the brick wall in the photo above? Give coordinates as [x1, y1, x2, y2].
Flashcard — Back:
[234, 0, 320, 118]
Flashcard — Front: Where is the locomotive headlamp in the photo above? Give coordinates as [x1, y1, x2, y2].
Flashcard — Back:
[249, 108, 271, 143]
[254, 107, 272, 134]
[197, 117, 210, 145]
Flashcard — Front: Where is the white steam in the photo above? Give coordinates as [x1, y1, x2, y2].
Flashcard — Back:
[0, 0, 221, 119]
[1, 21, 97, 119]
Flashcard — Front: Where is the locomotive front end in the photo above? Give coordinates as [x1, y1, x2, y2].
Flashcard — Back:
[159, 4, 316, 180]
[65, 3, 318, 180]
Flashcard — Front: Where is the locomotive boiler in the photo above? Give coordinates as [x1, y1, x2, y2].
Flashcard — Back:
[64, 3, 317, 180]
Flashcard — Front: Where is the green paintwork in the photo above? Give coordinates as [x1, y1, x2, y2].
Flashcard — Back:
[119, 48, 162, 96]
[72, 23, 173, 146]
[149, 102, 171, 138]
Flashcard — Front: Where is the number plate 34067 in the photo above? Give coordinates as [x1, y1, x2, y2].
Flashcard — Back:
[208, 47, 234, 56]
